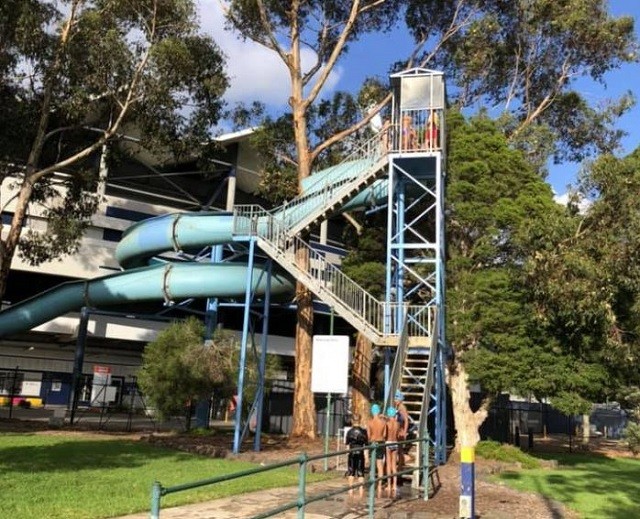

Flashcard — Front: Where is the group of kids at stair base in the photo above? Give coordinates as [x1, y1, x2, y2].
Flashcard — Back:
[344, 390, 410, 499]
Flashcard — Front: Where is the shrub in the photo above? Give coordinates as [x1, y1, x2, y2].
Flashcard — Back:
[476, 440, 541, 469]
[622, 422, 640, 455]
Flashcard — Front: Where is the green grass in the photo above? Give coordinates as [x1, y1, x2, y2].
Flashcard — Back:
[496, 452, 640, 518]
[0, 432, 333, 519]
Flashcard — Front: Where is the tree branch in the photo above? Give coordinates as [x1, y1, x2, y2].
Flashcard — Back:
[303, 0, 368, 110]
[310, 94, 391, 162]
[419, 0, 476, 68]
[29, 1, 159, 185]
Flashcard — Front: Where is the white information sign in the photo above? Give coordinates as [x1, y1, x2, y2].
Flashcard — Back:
[311, 335, 349, 394]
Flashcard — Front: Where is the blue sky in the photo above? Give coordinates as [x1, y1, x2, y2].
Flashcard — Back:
[203, 1, 640, 196]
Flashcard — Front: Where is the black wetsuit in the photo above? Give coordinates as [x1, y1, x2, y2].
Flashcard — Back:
[345, 426, 368, 477]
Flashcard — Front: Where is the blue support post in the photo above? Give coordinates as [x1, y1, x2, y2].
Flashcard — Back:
[253, 260, 272, 451]
[384, 162, 395, 336]
[436, 346, 447, 464]
[204, 245, 223, 338]
[196, 245, 224, 429]
[233, 238, 256, 454]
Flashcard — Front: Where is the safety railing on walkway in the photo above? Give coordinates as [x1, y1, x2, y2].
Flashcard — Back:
[149, 436, 435, 519]
[233, 205, 432, 345]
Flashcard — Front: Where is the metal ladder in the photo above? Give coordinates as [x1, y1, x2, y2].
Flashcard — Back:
[385, 310, 438, 489]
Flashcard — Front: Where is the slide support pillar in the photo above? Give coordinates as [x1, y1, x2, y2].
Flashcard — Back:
[234, 238, 256, 453]
[253, 260, 272, 451]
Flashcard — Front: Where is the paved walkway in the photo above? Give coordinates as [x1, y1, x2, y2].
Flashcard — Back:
[117, 479, 420, 519]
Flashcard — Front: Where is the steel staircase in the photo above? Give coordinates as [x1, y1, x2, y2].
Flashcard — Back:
[384, 309, 438, 489]
[233, 208, 432, 345]
[269, 131, 390, 237]
[232, 131, 432, 346]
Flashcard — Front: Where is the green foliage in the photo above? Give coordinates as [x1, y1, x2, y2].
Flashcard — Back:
[622, 423, 640, 456]
[138, 318, 237, 419]
[524, 147, 640, 404]
[0, 0, 227, 291]
[138, 318, 281, 420]
[619, 386, 640, 423]
[446, 112, 557, 389]
[18, 172, 101, 265]
[340, 215, 387, 298]
[476, 440, 541, 469]
[406, 0, 638, 173]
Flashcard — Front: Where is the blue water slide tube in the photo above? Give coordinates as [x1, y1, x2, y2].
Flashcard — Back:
[0, 159, 388, 338]
[0, 263, 293, 337]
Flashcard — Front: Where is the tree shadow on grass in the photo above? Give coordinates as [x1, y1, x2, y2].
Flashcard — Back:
[500, 454, 640, 519]
[0, 439, 192, 474]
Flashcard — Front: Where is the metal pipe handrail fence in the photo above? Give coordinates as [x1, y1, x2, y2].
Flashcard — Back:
[149, 436, 434, 519]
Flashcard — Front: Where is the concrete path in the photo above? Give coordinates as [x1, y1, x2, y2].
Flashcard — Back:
[116, 479, 418, 519]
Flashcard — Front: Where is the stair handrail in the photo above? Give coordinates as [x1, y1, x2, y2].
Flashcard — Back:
[233, 206, 431, 340]
[417, 309, 438, 437]
[384, 309, 411, 411]
[273, 130, 388, 227]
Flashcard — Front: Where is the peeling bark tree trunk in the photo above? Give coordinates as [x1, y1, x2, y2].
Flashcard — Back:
[351, 332, 372, 425]
[291, 248, 316, 439]
[581, 413, 590, 448]
[449, 357, 490, 451]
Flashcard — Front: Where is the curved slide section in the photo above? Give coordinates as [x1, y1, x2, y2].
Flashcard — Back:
[0, 158, 388, 338]
[0, 263, 293, 337]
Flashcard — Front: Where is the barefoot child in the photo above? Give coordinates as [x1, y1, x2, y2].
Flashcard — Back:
[385, 406, 400, 498]
[367, 403, 387, 497]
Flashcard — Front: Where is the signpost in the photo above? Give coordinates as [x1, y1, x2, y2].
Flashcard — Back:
[311, 335, 349, 471]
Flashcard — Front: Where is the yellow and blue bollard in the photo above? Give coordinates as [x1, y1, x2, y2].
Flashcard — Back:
[459, 446, 475, 518]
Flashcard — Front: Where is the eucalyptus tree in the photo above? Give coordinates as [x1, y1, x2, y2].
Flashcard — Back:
[523, 148, 640, 437]
[406, 0, 638, 174]
[221, 0, 412, 438]
[397, 0, 637, 447]
[0, 0, 227, 297]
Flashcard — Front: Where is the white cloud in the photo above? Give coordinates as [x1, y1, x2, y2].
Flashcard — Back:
[197, 1, 342, 108]
[554, 191, 592, 213]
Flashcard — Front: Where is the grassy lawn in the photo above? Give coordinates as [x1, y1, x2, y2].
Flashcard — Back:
[0, 432, 333, 519]
[496, 452, 640, 518]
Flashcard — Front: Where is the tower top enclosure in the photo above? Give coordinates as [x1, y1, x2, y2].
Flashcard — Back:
[388, 68, 445, 154]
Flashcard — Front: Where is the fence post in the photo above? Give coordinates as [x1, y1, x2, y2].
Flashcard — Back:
[8, 365, 19, 419]
[297, 453, 308, 519]
[150, 481, 162, 519]
[368, 443, 377, 518]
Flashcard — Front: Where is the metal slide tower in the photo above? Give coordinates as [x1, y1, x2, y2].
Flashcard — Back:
[229, 69, 447, 466]
[384, 69, 447, 465]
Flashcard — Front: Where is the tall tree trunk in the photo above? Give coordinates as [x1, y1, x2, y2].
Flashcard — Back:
[581, 413, 590, 448]
[291, 249, 316, 438]
[351, 332, 372, 425]
[289, 68, 317, 437]
[449, 357, 490, 450]
[0, 181, 35, 298]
